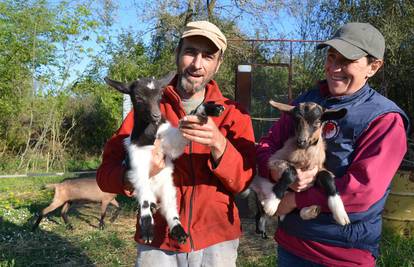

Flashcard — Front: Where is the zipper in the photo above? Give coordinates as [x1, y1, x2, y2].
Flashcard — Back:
[187, 141, 196, 250]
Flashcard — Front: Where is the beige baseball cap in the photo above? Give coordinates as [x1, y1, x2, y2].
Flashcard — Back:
[181, 21, 227, 53]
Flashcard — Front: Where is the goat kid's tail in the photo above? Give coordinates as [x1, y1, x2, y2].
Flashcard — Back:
[43, 183, 58, 190]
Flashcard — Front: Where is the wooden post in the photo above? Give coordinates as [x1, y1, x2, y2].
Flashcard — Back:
[235, 65, 252, 112]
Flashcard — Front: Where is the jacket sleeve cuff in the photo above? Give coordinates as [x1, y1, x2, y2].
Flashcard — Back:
[207, 141, 239, 187]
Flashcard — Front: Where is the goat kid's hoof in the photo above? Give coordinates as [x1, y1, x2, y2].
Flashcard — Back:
[334, 213, 351, 226]
[170, 224, 188, 244]
[140, 215, 154, 244]
[261, 198, 280, 216]
[328, 195, 351, 226]
[255, 229, 268, 239]
[150, 202, 158, 215]
[300, 205, 321, 220]
[99, 222, 105, 230]
[65, 224, 74, 230]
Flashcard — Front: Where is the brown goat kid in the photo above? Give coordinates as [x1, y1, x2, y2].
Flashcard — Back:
[32, 177, 120, 231]
[251, 101, 350, 237]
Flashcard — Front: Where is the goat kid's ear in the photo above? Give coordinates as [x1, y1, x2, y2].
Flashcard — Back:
[269, 100, 295, 113]
[321, 108, 347, 121]
[104, 77, 131, 94]
[157, 71, 176, 89]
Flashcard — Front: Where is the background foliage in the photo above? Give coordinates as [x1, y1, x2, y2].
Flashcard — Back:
[0, 0, 413, 173]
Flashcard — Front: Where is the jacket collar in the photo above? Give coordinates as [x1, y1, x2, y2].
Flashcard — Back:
[318, 80, 371, 107]
[162, 75, 225, 106]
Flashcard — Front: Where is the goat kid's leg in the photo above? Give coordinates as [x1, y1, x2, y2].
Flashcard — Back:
[61, 201, 73, 230]
[255, 197, 268, 239]
[316, 170, 350, 225]
[127, 146, 158, 243]
[262, 166, 297, 216]
[109, 199, 121, 223]
[99, 200, 110, 230]
[156, 166, 188, 244]
[32, 198, 66, 231]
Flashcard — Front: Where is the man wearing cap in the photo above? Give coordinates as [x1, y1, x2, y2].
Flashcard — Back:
[97, 20, 256, 266]
[257, 22, 409, 266]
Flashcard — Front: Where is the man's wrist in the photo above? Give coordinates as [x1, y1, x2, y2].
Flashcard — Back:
[210, 136, 227, 163]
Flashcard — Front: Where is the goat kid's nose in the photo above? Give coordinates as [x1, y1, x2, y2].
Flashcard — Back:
[152, 113, 161, 122]
[297, 139, 307, 149]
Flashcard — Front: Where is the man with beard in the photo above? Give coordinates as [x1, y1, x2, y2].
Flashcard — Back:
[96, 21, 256, 267]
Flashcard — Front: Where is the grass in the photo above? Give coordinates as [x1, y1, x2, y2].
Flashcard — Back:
[1, 175, 414, 266]
[0, 155, 101, 175]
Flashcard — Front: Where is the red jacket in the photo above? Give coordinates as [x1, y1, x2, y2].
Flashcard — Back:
[96, 78, 256, 252]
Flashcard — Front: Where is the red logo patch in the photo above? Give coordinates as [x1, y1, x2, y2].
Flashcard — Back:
[323, 120, 339, 140]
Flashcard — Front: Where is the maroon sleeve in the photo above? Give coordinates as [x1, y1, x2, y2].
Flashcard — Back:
[296, 113, 407, 212]
[256, 113, 294, 178]
[96, 112, 134, 195]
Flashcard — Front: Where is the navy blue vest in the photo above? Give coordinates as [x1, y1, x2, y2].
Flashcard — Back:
[279, 81, 409, 257]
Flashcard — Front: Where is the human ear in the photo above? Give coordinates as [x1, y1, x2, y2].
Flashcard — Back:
[214, 58, 222, 74]
[367, 60, 383, 78]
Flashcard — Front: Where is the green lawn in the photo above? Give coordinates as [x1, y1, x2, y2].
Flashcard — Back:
[0, 175, 413, 266]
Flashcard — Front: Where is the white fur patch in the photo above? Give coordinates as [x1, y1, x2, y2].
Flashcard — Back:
[147, 81, 155, 90]
[262, 196, 281, 216]
[156, 122, 188, 159]
[123, 136, 131, 148]
[195, 104, 205, 115]
[328, 194, 350, 225]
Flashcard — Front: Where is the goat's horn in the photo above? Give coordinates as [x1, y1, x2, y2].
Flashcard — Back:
[269, 100, 295, 112]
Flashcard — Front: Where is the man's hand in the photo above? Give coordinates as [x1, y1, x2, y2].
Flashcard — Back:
[289, 166, 318, 192]
[179, 115, 227, 162]
[122, 173, 135, 197]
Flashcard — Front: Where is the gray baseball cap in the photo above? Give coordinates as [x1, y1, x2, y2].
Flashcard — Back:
[317, 22, 385, 60]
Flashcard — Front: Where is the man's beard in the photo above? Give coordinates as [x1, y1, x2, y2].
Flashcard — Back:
[177, 73, 209, 96]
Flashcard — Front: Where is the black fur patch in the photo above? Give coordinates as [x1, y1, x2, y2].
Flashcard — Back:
[203, 101, 225, 117]
[170, 224, 188, 244]
[140, 215, 154, 243]
[316, 170, 337, 196]
[272, 165, 297, 199]
[142, 201, 149, 209]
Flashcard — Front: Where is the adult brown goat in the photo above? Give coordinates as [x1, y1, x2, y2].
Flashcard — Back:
[31, 177, 120, 231]
[251, 101, 350, 238]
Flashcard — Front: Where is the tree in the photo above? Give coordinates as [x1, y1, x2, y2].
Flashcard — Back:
[290, 0, 414, 135]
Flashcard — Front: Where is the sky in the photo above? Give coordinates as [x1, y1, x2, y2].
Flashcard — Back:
[61, 0, 300, 84]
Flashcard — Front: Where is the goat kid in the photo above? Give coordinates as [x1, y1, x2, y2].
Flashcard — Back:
[251, 101, 350, 237]
[32, 177, 120, 231]
[104, 74, 224, 244]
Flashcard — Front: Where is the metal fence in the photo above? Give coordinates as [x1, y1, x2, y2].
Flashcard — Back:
[231, 38, 323, 141]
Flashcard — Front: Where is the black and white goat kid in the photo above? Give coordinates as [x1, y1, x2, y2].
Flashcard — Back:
[104, 73, 224, 244]
[251, 101, 350, 237]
